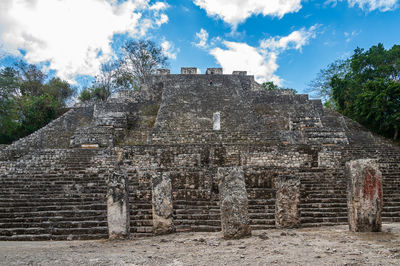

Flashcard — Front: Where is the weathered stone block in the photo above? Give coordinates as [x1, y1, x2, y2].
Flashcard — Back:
[346, 159, 383, 232]
[217, 167, 251, 239]
[106, 168, 129, 239]
[275, 175, 301, 228]
[156, 68, 170, 75]
[152, 172, 175, 235]
[181, 67, 198, 74]
[213, 112, 221, 131]
[232, 71, 247, 76]
[206, 68, 223, 75]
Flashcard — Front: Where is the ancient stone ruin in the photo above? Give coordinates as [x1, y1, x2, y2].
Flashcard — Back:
[1, 67, 400, 240]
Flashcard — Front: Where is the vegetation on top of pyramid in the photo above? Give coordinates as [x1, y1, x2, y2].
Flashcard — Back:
[79, 40, 168, 102]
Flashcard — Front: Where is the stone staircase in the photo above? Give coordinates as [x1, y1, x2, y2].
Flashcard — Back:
[173, 199, 221, 232]
[0, 149, 108, 240]
[299, 169, 348, 227]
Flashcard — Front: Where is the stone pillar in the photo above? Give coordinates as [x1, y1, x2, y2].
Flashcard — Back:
[275, 175, 301, 228]
[106, 166, 130, 239]
[152, 172, 175, 235]
[217, 167, 251, 239]
[346, 159, 383, 232]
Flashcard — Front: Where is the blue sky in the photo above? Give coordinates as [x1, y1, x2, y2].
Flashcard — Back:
[1, 0, 400, 95]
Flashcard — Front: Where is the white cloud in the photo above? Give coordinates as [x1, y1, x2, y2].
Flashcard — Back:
[156, 14, 169, 26]
[194, 28, 209, 48]
[210, 41, 281, 84]
[209, 26, 318, 85]
[161, 40, 179, 60]
[0, 0, 169, 83]
[260, 25, 318, 51]
[344, 30, 361, 42]
[325, 0, 398, 11]
[193, 0, 302, 27]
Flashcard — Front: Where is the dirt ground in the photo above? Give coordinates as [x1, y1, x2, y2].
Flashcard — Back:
[1, 223, 400, 266]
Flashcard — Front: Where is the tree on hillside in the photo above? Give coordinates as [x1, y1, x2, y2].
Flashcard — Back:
[309, 43, 400, 140]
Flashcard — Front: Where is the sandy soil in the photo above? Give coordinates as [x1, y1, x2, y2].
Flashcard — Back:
[1, 223, 400, 266]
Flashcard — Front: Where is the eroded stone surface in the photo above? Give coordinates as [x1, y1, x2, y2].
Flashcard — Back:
[217, 167, 251, 239]
[275, 175, 301, 228]
[213, 112, 221, 131]
[152, 172, 175, 235]
[346, 159, 383, 232]
[106, 166, 130, 239]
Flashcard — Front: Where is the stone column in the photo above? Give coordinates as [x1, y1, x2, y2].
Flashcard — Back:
[346, 159, 383, 232]
[106, 166, 130, 239]
[275, 175, 301, 228]
[217, 167, 251, 239]
[152, 172, 175, 235]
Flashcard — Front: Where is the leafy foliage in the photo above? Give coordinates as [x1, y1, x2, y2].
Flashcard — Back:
[78, 39, 168, 102]
[0, 63, 75, 144]
[261, 81, 297, 94]
[310, 43, 400, 140]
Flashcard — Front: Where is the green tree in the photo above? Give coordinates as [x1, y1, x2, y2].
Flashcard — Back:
[15, 61, 47, 96]
[0, 67, 20, 143]
[261, 81, 297, 94]
[308, 59, 350, 107]
[0, 63, 75, 144]
[43, 77, 75, 106]
[262, 81, 279, 90]
[118, 40, 168, 90]
[78, 40, 169, 102]
[311, 43, 400, 140]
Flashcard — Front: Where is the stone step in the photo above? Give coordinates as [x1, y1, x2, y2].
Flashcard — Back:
[250, 224, 276, 230]
[0, 233, 108, 241]
[174, 219, 221, 226]
[250, 218, 275, 225]
[0, 226, 107, 237]
[301, 198, 347, 204]
[0, 220, 107, 229]
[174, 214, 220, 220]
[300, 207, 347, 212]
[131, 226, 153, 234]
[301, 216, 347, 224]
[0, 209, 106, 219]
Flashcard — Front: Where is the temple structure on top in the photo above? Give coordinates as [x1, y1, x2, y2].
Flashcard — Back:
[0, 67, 399, 240]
